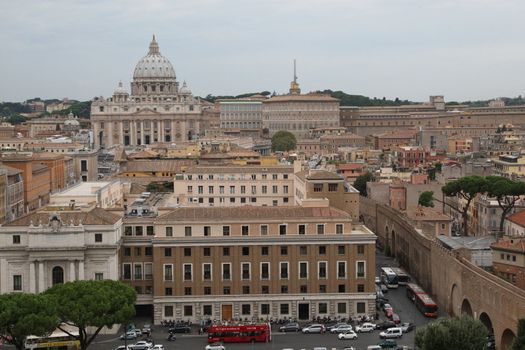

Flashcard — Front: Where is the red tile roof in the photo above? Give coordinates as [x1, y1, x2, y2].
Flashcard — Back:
[491, 238, 525, 253]
[507, 210, 525, 228]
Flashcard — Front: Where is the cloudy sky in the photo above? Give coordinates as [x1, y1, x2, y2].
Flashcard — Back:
[1, 0, 524, 102]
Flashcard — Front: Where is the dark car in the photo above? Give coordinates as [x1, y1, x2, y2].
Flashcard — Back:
[279, 322, 301, 332]
[377, 339, 397, 349]
[375, 321, 396, 330]
[168, 325, 191, 334]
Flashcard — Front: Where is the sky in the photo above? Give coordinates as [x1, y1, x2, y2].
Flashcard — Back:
[1, 0, 525, 103]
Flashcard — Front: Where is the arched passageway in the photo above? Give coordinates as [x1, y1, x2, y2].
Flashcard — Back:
[479, 312, 494, 335]
[461, 299, 473, 317]
[501, 328, 516, 350]
[449, 284, 460, 316]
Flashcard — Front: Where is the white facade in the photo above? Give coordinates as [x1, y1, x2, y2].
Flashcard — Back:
[219, 100, 263, 129]
[0, 208, 122, 293]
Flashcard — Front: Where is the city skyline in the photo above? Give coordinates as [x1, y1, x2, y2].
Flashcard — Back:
[1, 0, 525, 102]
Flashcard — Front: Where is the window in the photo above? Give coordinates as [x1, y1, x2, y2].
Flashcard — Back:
[198, 186, 203, 194]
[184, 226, 192, 237]
[135, 226, 143, 236]
[134, 247, 141, 256]
[251, 185, 256, 194]
[164, 306, 173, 317]
[229, 186, 235, 194]
[318, 302, 328, 314]
[208, 186, 214, 194]
[338, 261, 347, 278]
[165, 287, 172, 296]
[338, 284, 346, 293]
[313, 183, 323, 192]
[203, 263, 212, 280]
[317, 224, 325, 235]
[283, 185, 289, 194]
[203, 247, 211, 256]
[280, 303, 289, 314]
[336, 224, 343, 234]
[123, 264, 131, 279]
[183, 264, 192, 281]
[338, 245, 345, 255]
[184, 247, 192, 257]
[219, 186, 224, 194]
[94, 233, 103, 242]
[280, 246, 288, 255]
[298, 224, 306, 235]
[261, 262, 270, 279]
[223, 247, 230, 256]
[328, 183, 338, 192]
[223, 286, 231, 295]
[184, 287, 192, 295]
[299, 262, 308, 278]
[337, 302, 347, 314]
[13, 275, 22, 291]
[242, 225, 249, 236]
[300, 285, 307, 293]
[144, 263, 152, 280]
[242, 286, 250, 294]
[12, 235, 20, 244]
[319, 246, 326, 255]
[134, 264, 142, 280]
[357, 244, 365, 254]
[356, 261, 365, 278]
[204, 287, 211, 295]
[241, 304, 251, 315]
[261, 246, 269, 255]
[183, 305, 193, 317]
[279, 225, 287, 235]
[222, 226, 230, 236]
[260, 225, 268, 235]
[280, 262, 289, 279]
[242, 246, 250, 256]
[146, 226, 154, 235]
[272, 174, 278, 180]
[261, 303, 270, 315]
[164, 248, 172, 257]
[81, 160, 88, 172]
[164, 264, 173, 281]
[203, 305, 212, 316]
[241, 263, 251, 280]
[299, 246, 308, 255]
[241, 185, 246, 194]
[222, 263, 231, 280]
[319, 285, 327, 293]
[318, 261, 327, 279]
[272, 185, 278, 194]
[165, 227, 173, 237]
[124, 226, 133, 236]
[357, 284, 365, 292]
[262, 185, 267, 194]
[272, 200, 278, 206]
[356, 302, 366, 313]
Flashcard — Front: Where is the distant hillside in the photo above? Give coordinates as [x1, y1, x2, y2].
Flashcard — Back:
[319, 90, 414, 107]
[447, 96, 525, 107]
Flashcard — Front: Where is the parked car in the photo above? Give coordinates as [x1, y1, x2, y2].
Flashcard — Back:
[130, 341, 152, 350]
[151, 345, 163, 350]
[120, 332, 137, 340]
[379, 327, 403, 339]
[338, 331, 358, 340]
[134, 341, 153, 348]
[168, 325, 191, 333]
[279, 322, 301, 332]
[326, 322, 346, 332]
[141, 324, 152, 334]
[377, 339, 398, 348]
[301, 324, 325, 334]
[399, 323, 414, 333]
[375, 321, 396, 330]
[367, 346, 382, 350]
[391, 313, 401, 324]
[114, 346, 131, 350]
[330, 324, 353, 334]
[380, 284, 389, 293]
[355, 323, 376, 333]
[382, 303, 393, 312]
[205, 343, 225, 350]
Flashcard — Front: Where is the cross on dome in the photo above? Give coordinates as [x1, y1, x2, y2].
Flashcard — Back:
[148, 34, 160, 55]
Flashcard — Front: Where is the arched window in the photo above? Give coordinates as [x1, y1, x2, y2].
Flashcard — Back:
[52, 266, 64, 285]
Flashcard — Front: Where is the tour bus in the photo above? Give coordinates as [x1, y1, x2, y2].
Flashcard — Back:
[406, 283, 426, 302]
[25, 329, 80, 350]
[380, 267, 399, 288]
[207, 323, 271, 343]
[391, 267, 411, 286]
[414, 293, 439, 318]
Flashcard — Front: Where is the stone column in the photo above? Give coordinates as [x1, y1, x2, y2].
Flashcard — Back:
[78, 260, 85, 280]
[131, 121, 137, 146]
[29, 261, 36, 293]
[38, 261, 45, 292]
[107, 121, 113, 147]
[70, 260, 76, 281]
[140, 121, 145, 145]
[119, 121, 124, 145]
[159, 120, 164, 142]
[171, 120, 176, 142]
[0, 259, 7, 293]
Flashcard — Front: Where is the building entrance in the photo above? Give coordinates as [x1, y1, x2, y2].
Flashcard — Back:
[298, 303, 309, 320]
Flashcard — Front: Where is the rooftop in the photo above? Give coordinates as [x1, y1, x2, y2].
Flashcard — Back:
[264, 93, 339, 103]
[51, 181, 115, 197]
[406, 206, 452, 222]
[437, 235, 496, 250]
[183, 164, 293, 174]
[491, 237, 525, 253]
[507, 210, 525, 228]
[4, 207, 121, 226]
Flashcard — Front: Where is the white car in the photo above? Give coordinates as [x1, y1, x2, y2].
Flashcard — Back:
[330, 324, 353, 334]
[205, 343, 225, 350]
[355, 322, 376, 333]
[338, 331, 358, 340]
[134, 341, 153, 348]
[152, 346, 163, 350]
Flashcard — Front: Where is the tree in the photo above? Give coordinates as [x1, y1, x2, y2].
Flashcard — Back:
[6, 114, 27, 125]
[419, 191, 435, 207]
[442, 176, 489, 236]
[486, 176, 525, 233]
[512, 318, 525, 350]
[415, 316, 488, 350]
[45, 280, 136, 350]
[0, 293, 59, 350]
[271, 130, 296, 152]
[353, 172, 374, 197]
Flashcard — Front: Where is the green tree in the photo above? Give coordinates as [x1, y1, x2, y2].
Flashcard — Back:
[419, 191, 435, 207]
[512, 318, 525, 350]
[486, 176, 525, 233]
[271, 130, 296, 152]
[353, 172, 374, 197]
[146, 182, 160, 192]
[45, 280, 136, 350]
[0, 293, 59, 350]
[442, 176, 489, 236]
[415, 316, 488, 350]
[6, 114, 27, 125]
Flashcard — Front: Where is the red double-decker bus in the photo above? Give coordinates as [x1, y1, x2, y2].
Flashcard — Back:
[207, 323, 271, 343]
[414, 293, 439, 318]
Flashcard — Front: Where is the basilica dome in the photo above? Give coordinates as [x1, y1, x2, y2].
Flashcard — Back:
[133, 35, 176, 80]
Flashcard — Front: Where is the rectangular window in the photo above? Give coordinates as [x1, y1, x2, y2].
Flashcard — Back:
[12, 235, 20, 244]
[13, 275, 22, 291]
[298, 224, 306, 235]
[328, 183, 338, 192]
[337, 261, 347, 278]
[165, 227, 173, 237]
[164, 248, 172, 257]
[222, 226, 230, 236]
[356, 261, 365, 278]
[280, 262, 289, 279]
[241, 304, 251, 315]
[242, 286, 250, 294]
[187, 185, 193, 194]
[94, 233, 102, 242]
[145, 247, 152, 256]
[280, 303, 289, 314]
[251, 185, 256, 195]
[242, 225, 249, 236]
[318, 302, 328, 314]
[279, 224, 287, 235]
[203, 247, 211, 256]
[164, 306, 173, 317]
[261, 246, 269, 256]
[165, 287, 172, 296]
[299, 262, 308, 279]
[223, 247, 230, 256]
[283, 185, 289, 194]
[184, 226, 192, 237]
[203, 263, 212, 281]
[262, 185, 267, 194]
[183, 305, 193, 317]
[122, 264, 131, 279]
[208, 186, 214, 194]
[356, 302, 366, 313]
[203, 305, 213, 316]
[124, 226, 133, 236]
[124, 247, 131, 256]
[357, 244, 365, 254]
[281, 285, 288, 293]
[272, 174, 278, 180]
[272, 185, 278, 194]
[317, 224, 325, 235]
[337, 302, 347, 314]
[338, 245, 345, 255]
[198, 186, 203, 194]
[241, 263, 251, 280]
[134, 264, 142, 280]
[164, 264, 173, 281]
[261, 262, 270, 280]
[242, 246, 250, 256]
[183, 264, 192, 281]
[230, 186, 235, 194]
[204, 287, 211, 295]
[223, 286, 230, 295]
[144, 263, 153, 280]
[146, 226, 154, 235]
[219, 186, 225, 194]
[318, 261, 327, 279]
[261, 303, 270, 315]
[338, 284, 346, 293]
[202, 226, 211, 237]
[300, 285, 307, 293]
[357, 284, 365, 292]
[313, 183, 323, 192]
[134, 247, 141, 256]
[336, 224, 343, 234]
[261, 285, 270, 294]
[319, 246, 326, 255]
[319, 285, 327, 293]
[299, 246, 307, 255]
[184, 287, 192, 295]
[222, 263, 231, 280]
[184, 247, 192, 257]
[260, 225, 268, 235]
[241, 185, 246, 194]
[135, 226, 143, 236]
[280, 246, 288, 255]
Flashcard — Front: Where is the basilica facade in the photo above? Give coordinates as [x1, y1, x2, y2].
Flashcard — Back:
[91, 36, 203, 149]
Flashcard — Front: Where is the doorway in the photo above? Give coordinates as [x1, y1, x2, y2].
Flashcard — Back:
[221, 304, 232, 322]
[52, 266, 64, 285]
[298, 303, 309, 320]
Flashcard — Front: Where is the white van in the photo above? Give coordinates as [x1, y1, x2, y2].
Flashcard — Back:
[367, 346, 382, 350]
[379, 327, 403, 339]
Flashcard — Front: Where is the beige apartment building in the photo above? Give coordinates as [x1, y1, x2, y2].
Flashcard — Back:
[173, 165, 295, 207]
[120, 204, 376, 324]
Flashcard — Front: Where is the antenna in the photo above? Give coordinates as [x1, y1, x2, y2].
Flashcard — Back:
[293, 59, 297, 83]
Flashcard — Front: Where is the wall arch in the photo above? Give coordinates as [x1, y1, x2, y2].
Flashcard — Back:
[461, 298, 473, 317]
[479, 312, 494, 335]
[52, 266, 64, 286]
[501, 328, 516, 350]
[450, 284, 460, 316]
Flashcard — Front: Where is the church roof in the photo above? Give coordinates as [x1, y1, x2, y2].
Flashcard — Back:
[133, 35, 176, 80]
[4, 207, 121, 226]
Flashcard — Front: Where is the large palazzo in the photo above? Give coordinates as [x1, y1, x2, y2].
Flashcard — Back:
[91, 36, 202, 148]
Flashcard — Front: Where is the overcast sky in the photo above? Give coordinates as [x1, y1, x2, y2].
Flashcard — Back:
[1, 0, 524, 102]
